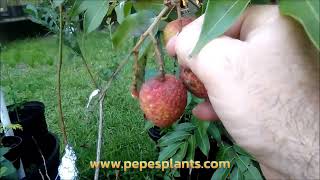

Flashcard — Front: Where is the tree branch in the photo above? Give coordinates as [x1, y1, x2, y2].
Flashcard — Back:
[94, 97, 104, 180]
[80, 54, 98, 88]
[57, 5, 68, 145]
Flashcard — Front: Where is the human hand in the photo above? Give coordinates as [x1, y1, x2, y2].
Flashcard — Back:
[167, 5, 319, 179]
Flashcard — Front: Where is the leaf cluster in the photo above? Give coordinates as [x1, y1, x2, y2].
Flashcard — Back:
[153, 95, 264, 179]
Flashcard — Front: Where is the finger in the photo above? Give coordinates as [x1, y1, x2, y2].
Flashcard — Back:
[165, 35, 177, 57]
[165, 11, 245, 58]
[192, 101, 219, 121]
[175, 12, 247, 67]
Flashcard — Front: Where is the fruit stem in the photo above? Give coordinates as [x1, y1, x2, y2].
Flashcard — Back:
[131, 50, 139, 98]
[176, 0, 182, 19]
[189, 0, 201, 9]
[149, 32, 166, 81]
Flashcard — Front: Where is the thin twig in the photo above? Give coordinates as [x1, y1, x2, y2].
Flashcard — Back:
[39, 169, 45, 180]
[57, 5, 68, 145]
[131, 6, 170, 54]
[98, 53, 132, 102]
[94, 97, 104, 180]
[176, 0, 182, 19]
[32, 137, 50, 180]
[189, 0, 201, 9]
[80, 54, 98, 88]
[148, 32, 165, 80]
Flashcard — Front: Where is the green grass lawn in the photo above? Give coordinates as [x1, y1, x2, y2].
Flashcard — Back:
[0, 31, 173, 179]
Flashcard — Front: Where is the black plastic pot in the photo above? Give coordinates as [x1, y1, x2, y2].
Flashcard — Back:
[7, 5, 24, 17]
[148, 126, 218, 179]
[1, 136, 23, 169]
[8, 101, 48, 138]
[22, 132, 60, 180]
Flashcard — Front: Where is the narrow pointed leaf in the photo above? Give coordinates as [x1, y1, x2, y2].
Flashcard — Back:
[279, 0, 320, 50]
[192, 0, 251, 55]
[243, 165, 264, 180]
[172, 141, 188, 162]
[230, 167, 243, 180]
[235, 155, 251, 172]
[82, 0, 109, 34]
[208, 122, 221, 143]
[158, 131, 191, 147]
[186, 135, 196, 161]
[175, 122, 197, 132]
[211, 165, 233, 180]
[158, 142, 182, 161]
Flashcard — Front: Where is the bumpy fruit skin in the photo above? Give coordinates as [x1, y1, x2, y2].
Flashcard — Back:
[139, 74, 187, 127]
[163, 17, 194, 46]
[180, 66, 208, 98]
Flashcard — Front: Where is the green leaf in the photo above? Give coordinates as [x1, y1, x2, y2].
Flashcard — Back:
[230, 166, 243, 180]
[158, 131, 191, 147]
[0, 167, 8, 176]
[0, 147, 10, 156]
[186, 134, 196, 161]
[186, 92, 192, 107]
[0, 159, 16, 177]
[193, 118, 210, 156]
[192, 0, 251, 55]
[82, 0, 109, 34]
[211, 166, 233, 180]
[163, 175, 171, 180]
[133, 0, 164, 14]
[115, 1, 132, 24]
[216, 143, 235, 161]
[175, 122, 197, 132]
[112, 10, 156, 48]
[158, 142, 182, 161]
[235, 155, 251, 172]
[279, 0, 320, 50]
[172, 141, 188, 162]
[243, 165, 264, 180]
[208, 122, 222, 144]
[172, 169, 181, 177]
[233, 145, 255, 160]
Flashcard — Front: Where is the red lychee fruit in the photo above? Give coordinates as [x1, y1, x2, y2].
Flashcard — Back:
[139, 74, 187, 128]
[179, 66, 208, 98]
[163, 17, 194, 46]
